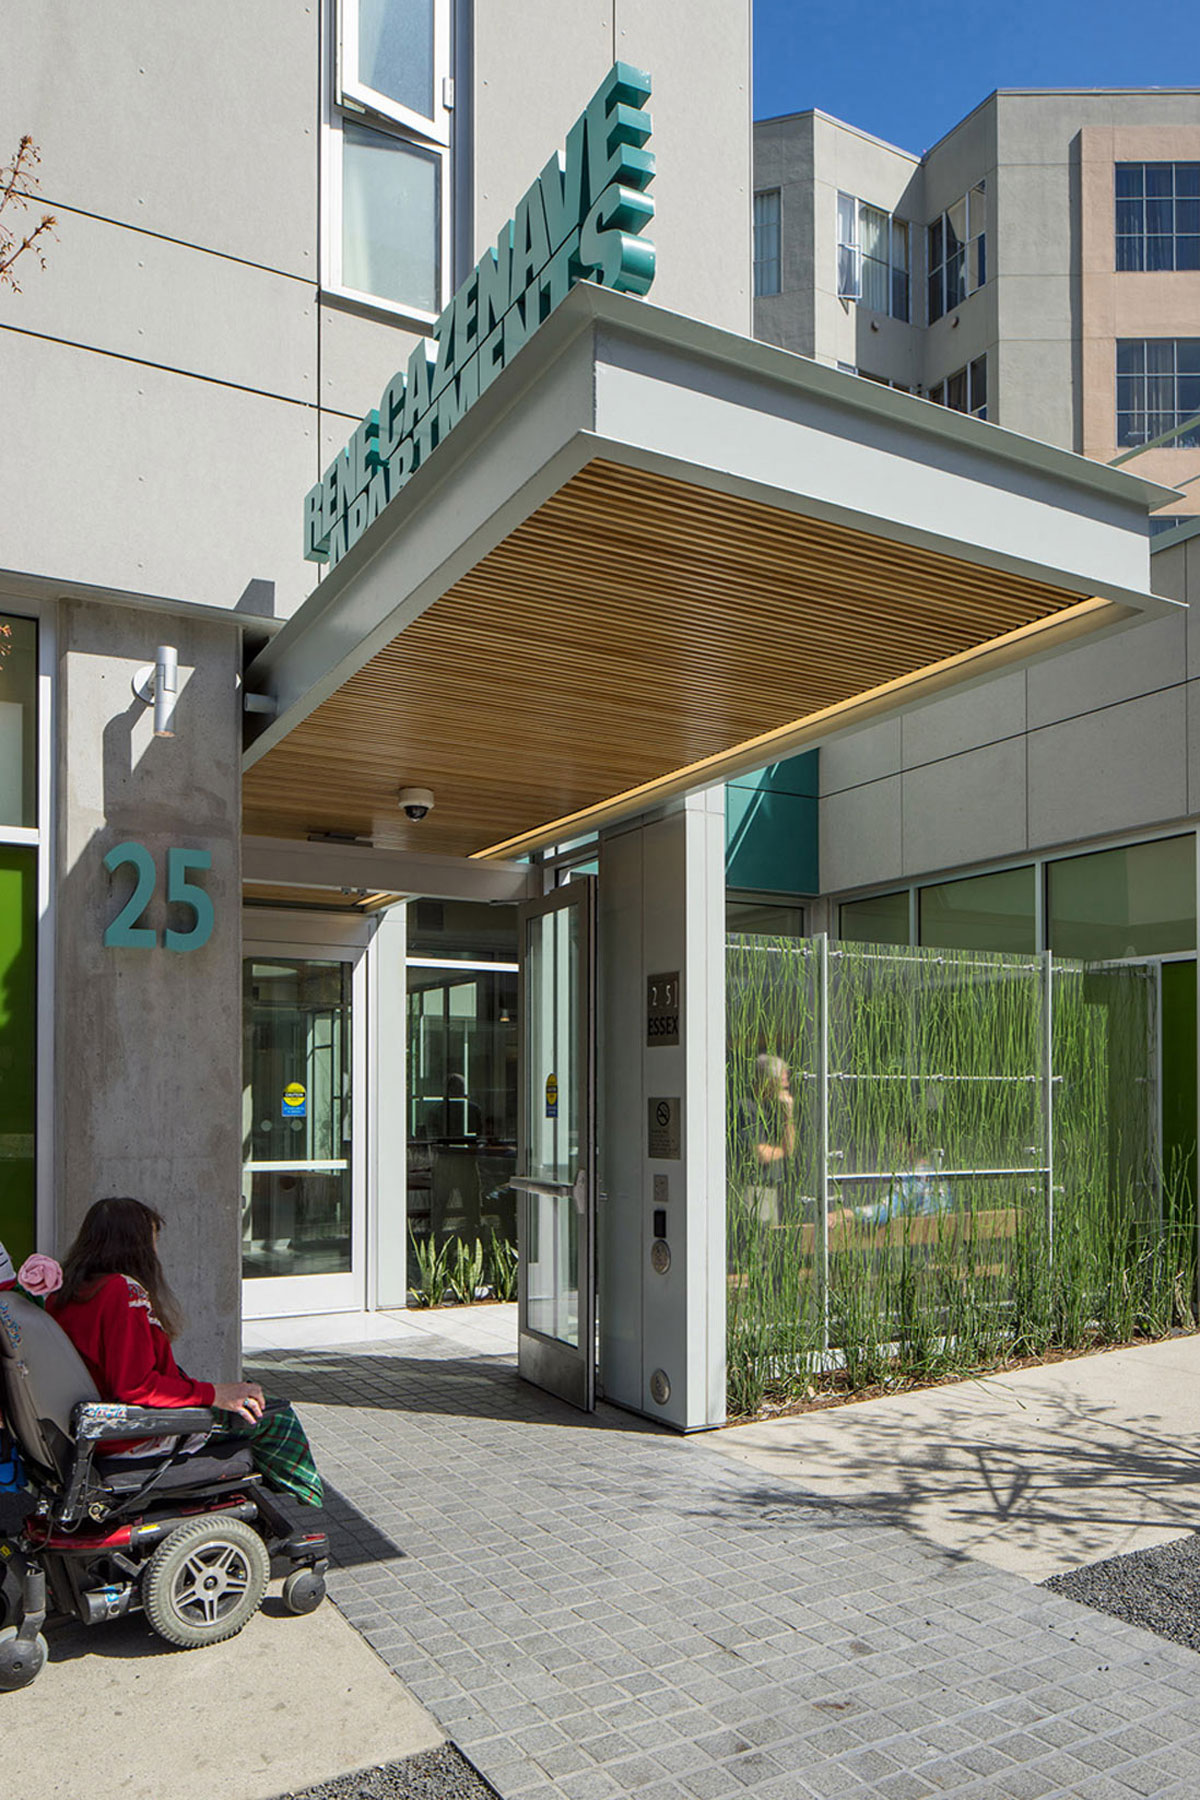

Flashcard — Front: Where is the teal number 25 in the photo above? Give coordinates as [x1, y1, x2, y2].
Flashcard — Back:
[103, 842, 215, 952]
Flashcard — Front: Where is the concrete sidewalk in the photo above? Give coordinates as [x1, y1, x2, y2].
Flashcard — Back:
[6, 1312, 1200, 1800]
[711, 1335, 1200, 1582]
[2, 1576, 444, 1800]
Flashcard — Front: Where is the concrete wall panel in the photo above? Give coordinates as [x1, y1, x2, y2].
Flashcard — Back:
[471, 4, 614, 258]
[616, 0, 752, 334]
[318, 303, 424, 424]
[12, 1, 318, 277]
[0, 217, 315, 401]
[820, 719, 902, 796]
[0, 335, 318, 620]
[901, 737, 1027, 875]
[1027, 687, 1188, 848]
[1026, 612, 1187, 729]
[820, 776, 902, 892]
[902, 671, 1026, 768]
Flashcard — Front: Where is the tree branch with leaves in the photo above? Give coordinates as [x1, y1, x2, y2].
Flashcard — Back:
[1, 135, 55, 291]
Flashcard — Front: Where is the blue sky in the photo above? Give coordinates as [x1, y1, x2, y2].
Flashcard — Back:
[753, 0, 1199, 153]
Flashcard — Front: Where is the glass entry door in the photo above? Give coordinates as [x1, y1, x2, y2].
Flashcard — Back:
[242, 941, 366, 1317]
[515, 879, 596, 1410]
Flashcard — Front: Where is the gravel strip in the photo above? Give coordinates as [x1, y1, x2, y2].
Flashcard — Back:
[1043, 1531, 1200, 1652]
[269, 1746, 498, 1800]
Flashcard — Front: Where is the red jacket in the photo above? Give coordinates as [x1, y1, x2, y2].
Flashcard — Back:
[49, 1272, 215, 1412]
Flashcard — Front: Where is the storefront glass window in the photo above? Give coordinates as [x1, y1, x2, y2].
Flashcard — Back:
[839, 890, 910, 944]
[727, 898, 805, 937]
[920, 866, 1035, 953]
[242, 958, 353, 1280]
[1048, 836, 1196, 960]
[0, 848, 37, 1266]
[406, 900, 519, 1295]
[0, 613, 37, 830]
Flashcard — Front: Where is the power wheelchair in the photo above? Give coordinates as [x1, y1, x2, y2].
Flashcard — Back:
[0, 1287, 328, 1690]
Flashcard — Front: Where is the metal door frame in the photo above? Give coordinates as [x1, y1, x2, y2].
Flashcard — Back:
[514, 877, 597, 1410]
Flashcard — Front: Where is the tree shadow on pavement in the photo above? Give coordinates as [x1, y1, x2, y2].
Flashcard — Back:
[706, 1383, 1200, 1571]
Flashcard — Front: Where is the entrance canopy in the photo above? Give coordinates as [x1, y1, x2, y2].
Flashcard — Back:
[243, 285, 1176, 863]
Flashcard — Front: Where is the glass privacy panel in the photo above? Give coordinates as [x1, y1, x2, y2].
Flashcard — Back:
[343, 120, 439, 312]
[242, 958, 352, 1280]
[406, 965, 518, 1283]
[1048, 837, 1196, 959]
[357, 0, 435, 120]
[0, 848, 36, 1267]
[523, 904, 581, 1347]
[839, 891, 910, 945]
[920, 866, 1035, 953]
[0, 614, 37, 829]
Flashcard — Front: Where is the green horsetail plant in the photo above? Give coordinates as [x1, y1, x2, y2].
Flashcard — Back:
[726, 933, 1194, 1417]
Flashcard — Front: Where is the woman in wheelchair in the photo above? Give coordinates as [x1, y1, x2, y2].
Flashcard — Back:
[50, 1197, 323, 1506]
[0, 1198, 328, 1691]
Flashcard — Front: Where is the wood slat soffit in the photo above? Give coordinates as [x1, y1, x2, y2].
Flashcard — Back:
[242, 460, 1102, 859]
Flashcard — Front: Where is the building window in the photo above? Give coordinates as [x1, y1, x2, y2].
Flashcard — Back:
[1047, 837, 1196, 960]
[330, 0, 451, 321]
[753, 190, 781, 297]
[727, 897, 806, 937]
[859, 370, 912, 394]
[1116, 339, 1200, 450]
[1116, 163, 1200, 272]
[928, 355, 987, 420]
[837, 193, 910, 322]
[920, 867, 1035, 954]
[927, 181, 986, 323]
[839, 890, 910, 945]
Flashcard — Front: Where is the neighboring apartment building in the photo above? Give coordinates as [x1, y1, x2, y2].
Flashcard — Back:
[750, 89, 1200, 1216]
[754, 90, 1200, 520]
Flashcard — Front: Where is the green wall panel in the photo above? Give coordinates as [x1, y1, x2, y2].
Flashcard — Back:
[0, 846, 36, 1266]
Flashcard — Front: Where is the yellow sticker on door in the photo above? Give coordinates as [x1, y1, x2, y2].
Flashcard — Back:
[282, 1082, 307, 1119]
[545, 1074, 558, 1118]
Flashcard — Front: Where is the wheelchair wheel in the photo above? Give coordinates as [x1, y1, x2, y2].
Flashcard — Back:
[0, 1625, 48, 1690]
[281, 1567, 326, 1615]
[143, 1517, 270, 1649]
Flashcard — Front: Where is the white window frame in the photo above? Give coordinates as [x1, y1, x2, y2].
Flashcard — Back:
[324, 0, 453, 329]
[338, 0, 451, 146]
[837, 192, 910, 321]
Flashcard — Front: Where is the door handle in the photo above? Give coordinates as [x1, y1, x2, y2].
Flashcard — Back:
[510, 1177, 574, 1198]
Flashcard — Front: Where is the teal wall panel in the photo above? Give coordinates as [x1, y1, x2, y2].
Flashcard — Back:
[725, 752, 819, 894]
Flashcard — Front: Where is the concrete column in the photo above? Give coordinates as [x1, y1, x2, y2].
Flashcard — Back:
[598, 788, 726, 1430]
[55, 600, 243, 1379]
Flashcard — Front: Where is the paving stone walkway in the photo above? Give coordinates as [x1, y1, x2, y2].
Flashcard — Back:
[248, 1331, 1200, 1800]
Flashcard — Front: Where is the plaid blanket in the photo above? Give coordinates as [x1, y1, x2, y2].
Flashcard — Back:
[215, 1398, 324, 1508]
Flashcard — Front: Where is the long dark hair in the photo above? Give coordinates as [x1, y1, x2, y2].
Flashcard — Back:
[58, 1197, 184, 1340]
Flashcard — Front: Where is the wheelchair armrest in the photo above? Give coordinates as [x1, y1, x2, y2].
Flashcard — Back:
[72, 1401, 217, 1440]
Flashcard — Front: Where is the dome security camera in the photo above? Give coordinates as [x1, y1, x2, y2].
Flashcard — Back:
[398, 786, 435, 822]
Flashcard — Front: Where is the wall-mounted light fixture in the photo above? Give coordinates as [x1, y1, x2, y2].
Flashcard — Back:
[132, 645, 179, 738]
